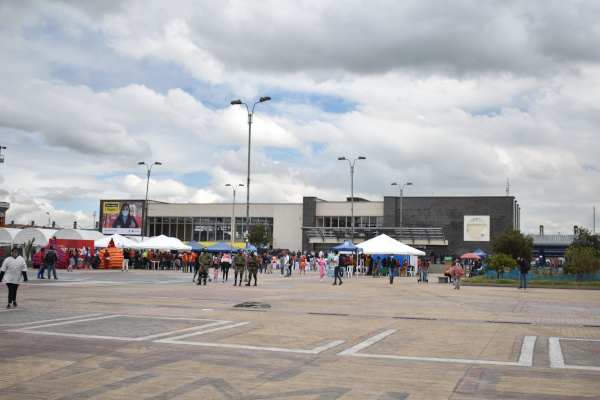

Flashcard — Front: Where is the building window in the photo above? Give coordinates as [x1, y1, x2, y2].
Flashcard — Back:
[314, 216, 382, 228]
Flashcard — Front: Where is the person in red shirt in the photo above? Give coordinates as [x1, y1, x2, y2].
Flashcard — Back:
[191, 251, 198, 281]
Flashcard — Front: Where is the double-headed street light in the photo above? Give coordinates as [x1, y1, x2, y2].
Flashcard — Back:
[139, 161, 162, 239]
[338, 156, 366, 241]
[225, 183, 244, 252]
[230, 96, 271, 276]
[391, 182, 412, 241]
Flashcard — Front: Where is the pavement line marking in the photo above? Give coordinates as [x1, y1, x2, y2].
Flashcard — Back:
[337, 330, 537, 367]
[156, 322, 346, 354]
[549, 337, 600, 371]
[337, 329, 396, 356]
[8, 314, 117, 331]
[8, 315, 232, 341]
[0, 313, 103, 327]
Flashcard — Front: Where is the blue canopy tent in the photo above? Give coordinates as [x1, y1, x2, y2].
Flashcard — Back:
[241, 243, 258, 252]
[185, 241, 208, 251]
[332, 239, 362, 252]
[206, 242, 239, 253]
[473, 248, 491, 259]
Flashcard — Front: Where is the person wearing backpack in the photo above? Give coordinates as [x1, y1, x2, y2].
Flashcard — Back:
[45, 246, 59, 279]
[517, 257, 531, 290]
[44, 246, 59, 279]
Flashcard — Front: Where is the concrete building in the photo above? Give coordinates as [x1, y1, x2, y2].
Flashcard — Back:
[124, 195, 519, 256]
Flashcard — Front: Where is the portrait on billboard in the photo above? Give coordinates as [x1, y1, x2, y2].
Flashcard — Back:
[100, 200, 144, 235]
[464, 215, 490, 241]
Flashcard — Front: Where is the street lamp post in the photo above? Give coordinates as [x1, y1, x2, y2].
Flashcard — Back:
[0, 146, 6, 163]
[46, 212, 50, 227]
[230, 96, 271, 279]
[226, 183, 244, 252]
[391, 182, 412, 241]
[338, 156, 366, 241]
[138, 161, 162, 239]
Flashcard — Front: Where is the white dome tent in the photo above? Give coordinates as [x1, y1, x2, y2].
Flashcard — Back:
[53, 229, 105, 241]
[0, 227, 22, 245]
[13, 228, 58, 247]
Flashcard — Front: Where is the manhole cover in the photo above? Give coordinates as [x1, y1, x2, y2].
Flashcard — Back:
[234, 302, 271, 309]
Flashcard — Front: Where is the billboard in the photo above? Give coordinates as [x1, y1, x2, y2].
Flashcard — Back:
[464, 215, 490, 242]
[100, 200, 145, 235]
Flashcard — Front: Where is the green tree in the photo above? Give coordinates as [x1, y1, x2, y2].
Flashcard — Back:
[563, 247, 600, 281]
[492, 226, 533, 262]
[248, 224, 273, 249]
[569, 228, 600, 257]
[484, 253, 517, 279]
[24, 238, 36, 261]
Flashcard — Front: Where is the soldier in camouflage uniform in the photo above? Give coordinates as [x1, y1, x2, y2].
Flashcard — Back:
[246, 251, 259, 286]
[196, 249, 212, 285]
[233, 252, 245, 286]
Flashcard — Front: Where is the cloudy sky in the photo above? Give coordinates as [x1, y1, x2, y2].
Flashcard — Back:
[0, 0, 598, 235]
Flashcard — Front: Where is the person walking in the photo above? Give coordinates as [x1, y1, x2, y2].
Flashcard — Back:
[233, 251, 245, 286]
[0, 246, 28, 309]
[67, 250, 75, 272]
[213, 253, 220, 283]
[246, 251, 259, 286]
[122, 248, 129, 271]
[450, 259, 465, 289]
[332, 251, 343, 285]
[190, 251, 197, 277]
[221, 252, 231, 282]
[279, 253, 286, 276]
[37, 248, 46, 279]
[419, 258, 429, 282]
[517, 257, 530, 290]
[388, 254, 396, 284]
[317, 254, 327, 281]
[44, 246, 58, 279]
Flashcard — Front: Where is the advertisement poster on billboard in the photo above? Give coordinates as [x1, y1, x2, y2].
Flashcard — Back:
[100, 200, 144, 235]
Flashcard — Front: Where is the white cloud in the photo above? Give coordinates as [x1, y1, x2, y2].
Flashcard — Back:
[0, 0, 598, 237]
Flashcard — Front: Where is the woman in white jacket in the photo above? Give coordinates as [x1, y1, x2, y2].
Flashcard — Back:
[0, 246, 28, 309]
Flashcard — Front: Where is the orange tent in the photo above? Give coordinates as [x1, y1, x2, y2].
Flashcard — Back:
[99, 247, 124, 269]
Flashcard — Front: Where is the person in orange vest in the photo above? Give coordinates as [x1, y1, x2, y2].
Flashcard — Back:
[190, 251, 198, 281]
[182, 252, 189, 273]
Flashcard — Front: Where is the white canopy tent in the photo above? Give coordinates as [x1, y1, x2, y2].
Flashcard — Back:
[94, 234, 140, 249]
[54, 229, 105, 241]
[359, 234, 426, 256]
[130, 235, 192, 251]
[0, 228, 22, 245]
[359, 234, 425, 273]
[13, 228, 58, 247]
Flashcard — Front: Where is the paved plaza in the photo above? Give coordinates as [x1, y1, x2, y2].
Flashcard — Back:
[0, 268, 599, 399]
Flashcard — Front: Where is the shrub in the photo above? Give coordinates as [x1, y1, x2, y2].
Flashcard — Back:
[484, 253, 517, 279]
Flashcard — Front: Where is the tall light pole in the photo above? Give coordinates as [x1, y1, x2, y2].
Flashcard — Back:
[230, 96, 271, 277]
[138, 161, 162, 239]
[46, 212, 50, 227]
[0, 146, 6, 163]
[338, 156, 366, 241]
[391, 182, 412, 241]
[226, 183, 244, 251]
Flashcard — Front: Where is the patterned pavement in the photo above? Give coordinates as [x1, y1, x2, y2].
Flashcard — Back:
[0, 268, 599, 399]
